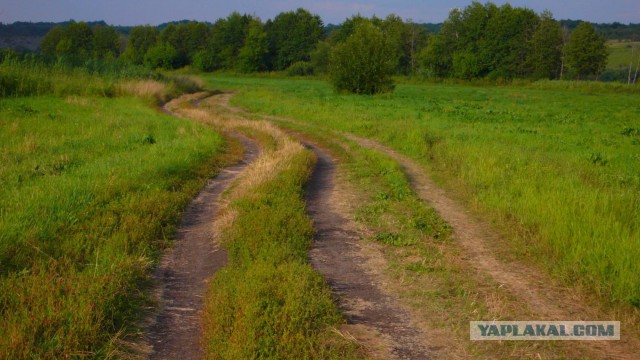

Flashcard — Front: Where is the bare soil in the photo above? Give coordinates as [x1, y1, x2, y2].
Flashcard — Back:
[145, 132, 259, 360]
[303, 140, 434, 359]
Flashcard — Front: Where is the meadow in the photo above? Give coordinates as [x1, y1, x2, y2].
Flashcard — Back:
[607, 40, 640, 70]
[0, 66, 226, 357]
[204, 75, 640, 309]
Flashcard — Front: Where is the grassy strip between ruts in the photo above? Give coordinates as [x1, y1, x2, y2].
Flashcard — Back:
[165, 96, 361, 359]
[0, 82, 230, 357]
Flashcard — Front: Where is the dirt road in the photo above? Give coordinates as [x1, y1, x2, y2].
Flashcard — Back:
[303, 140, 434, 359]
[146, 133, 259, 360]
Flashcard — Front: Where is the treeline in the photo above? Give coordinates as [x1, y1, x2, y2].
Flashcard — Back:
[421, 3, 608, 80]
[0, 20, 133, 37]
[559, 20, 640, 41]
[33, 3, 618, 81]
[3, 18, 638, 41]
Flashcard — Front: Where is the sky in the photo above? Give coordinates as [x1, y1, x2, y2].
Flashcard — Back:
[1, 0, 638, 26]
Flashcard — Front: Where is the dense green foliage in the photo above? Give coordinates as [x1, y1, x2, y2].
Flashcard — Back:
[206, 75, 640, 309]
[265, 8, 324, 70]
[330, 22, 397, 94]
[121, 26, 158, 65]
[563, 22, 609, 79]
[40, 22, 120, 59]
[423, 3, 552, 79]
[420, 2, 618, 80]
[527, 12, 564, 79]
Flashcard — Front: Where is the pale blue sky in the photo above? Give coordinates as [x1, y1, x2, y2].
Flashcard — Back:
[1, 0, 638, 25]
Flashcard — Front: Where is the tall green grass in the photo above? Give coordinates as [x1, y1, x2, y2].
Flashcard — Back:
[203, 75, 640, 307]
[0, 54, 201, 100]
[0, 58, 117, 97]
[0, 95, 224, 357]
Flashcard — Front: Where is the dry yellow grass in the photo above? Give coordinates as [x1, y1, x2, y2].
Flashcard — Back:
[117, 80, 167, 99]
[166, 92, 311, 231]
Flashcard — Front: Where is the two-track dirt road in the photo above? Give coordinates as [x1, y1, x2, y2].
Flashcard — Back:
[147, 93, 639, 359]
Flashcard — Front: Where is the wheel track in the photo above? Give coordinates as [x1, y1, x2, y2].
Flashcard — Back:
[343, 133, 640, 360]
[303, 140, 433, 359]
[146, 127, 259, 359]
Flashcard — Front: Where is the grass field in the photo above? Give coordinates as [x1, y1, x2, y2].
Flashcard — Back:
[607, 40, 640, 71]
[203, 75, 640, 309]
[0, 93, 225, 357]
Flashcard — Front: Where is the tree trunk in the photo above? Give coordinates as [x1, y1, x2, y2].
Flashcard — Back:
[633, 48, 640, 84]
[629, 46, 635, 85]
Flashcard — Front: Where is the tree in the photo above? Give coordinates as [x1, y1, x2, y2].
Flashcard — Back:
[478, 4, 538, 78]
[310, 40, 332, 74]
[330, 22, 396, 94]
[418, 8, 463, 78]
[57, 22, 93, 57]
[51, 22, 93, 58]
[122, 26, 158, 64]
[419, 34, 452, 77]
[237, 20, 268, 73]
[265, 8, 324, 70]
[328, 15, 369, 43]
[526, 11, 563, 79]
[563, 22, 608, 79]
[40, 26, 64, 55]
[159, 22, 209, 67]
[207, 12, 253, 69]
[93, 26, 121, 59]
[144, 42, 179, 69]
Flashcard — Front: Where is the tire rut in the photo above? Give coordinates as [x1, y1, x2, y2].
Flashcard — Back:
[344, 133, 640, 360]
[146, 132, 259, 360]
[303, 140, 433, 360]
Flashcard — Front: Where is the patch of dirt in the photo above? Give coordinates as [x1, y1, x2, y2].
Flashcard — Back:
[345, 133, 640, 360]
[303, 140, 434, 359]
[144, 132, 259, 360]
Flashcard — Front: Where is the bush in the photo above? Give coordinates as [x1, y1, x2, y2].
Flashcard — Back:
[286, 61, 314, 76]
[144, 43, 179, 70]
[192, 50, 217, 72]
[329, 22, 396, 94]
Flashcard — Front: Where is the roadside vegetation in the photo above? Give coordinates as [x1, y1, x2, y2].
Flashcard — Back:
[0, 59, 226, 357]
[205, 74, 640, 313]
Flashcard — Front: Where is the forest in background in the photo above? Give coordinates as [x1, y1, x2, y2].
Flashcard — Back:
[1, 2, 639, 83]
